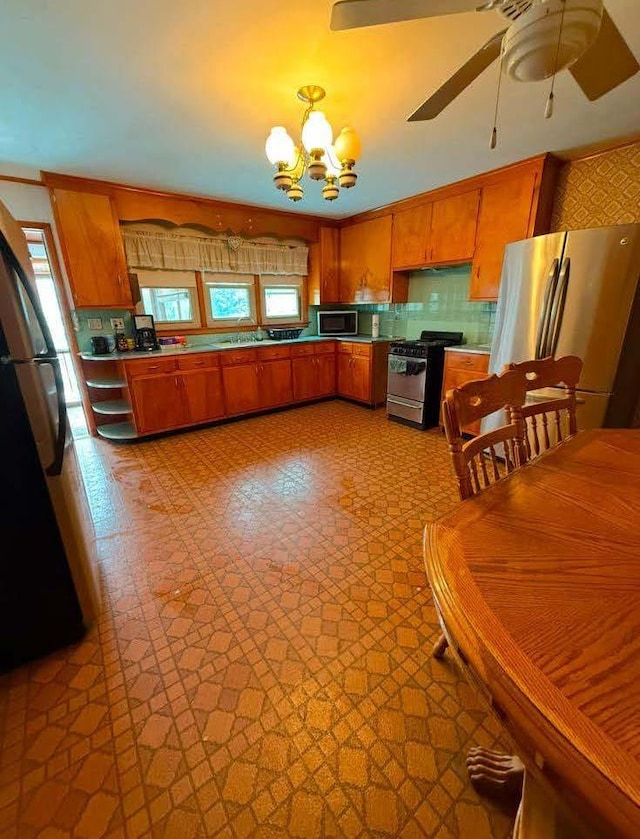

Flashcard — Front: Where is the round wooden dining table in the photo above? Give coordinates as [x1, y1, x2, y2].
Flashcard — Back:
[425, 429, 640, 839]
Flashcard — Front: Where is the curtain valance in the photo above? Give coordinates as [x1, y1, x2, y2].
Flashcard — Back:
[121, 224, 308, 276]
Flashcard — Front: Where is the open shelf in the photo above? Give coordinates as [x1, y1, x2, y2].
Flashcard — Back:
[92, 399, 132, 416]
[96, 421, 138, 441]
[86, 378, 127, 389]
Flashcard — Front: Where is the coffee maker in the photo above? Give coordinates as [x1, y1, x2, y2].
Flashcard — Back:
[133, 314, 159, 351]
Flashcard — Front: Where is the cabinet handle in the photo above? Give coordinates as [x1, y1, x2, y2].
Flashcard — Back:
[175, 376, 180, 389]
[194, 360, 205, 366]
[148, 365, 159, 371]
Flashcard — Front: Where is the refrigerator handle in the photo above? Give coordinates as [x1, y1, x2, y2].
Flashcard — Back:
[545, 258, 570, 358]
[535, 258, 560, 359]
[12, 356, 67, 476]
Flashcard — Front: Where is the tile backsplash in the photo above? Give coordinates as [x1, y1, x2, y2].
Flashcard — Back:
[310, 264, 496, 345]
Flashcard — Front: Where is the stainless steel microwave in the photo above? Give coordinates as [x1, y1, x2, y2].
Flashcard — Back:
[317, 310, 358, 336]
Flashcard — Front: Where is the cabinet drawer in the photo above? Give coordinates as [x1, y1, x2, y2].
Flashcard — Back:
[313, 341, 336, 355]
[258, 344, 291, 361]
[445, 351, 489, 374]
[177, 353, 218, 370]
[353, 344, 371, 358]
[337, 341, 356, 355]
[126, 357, 177, 377]
[290, 343, 316, 357]
[219, 348, 259, 366]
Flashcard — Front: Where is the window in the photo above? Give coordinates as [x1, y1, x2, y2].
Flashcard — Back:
[260, 275, 304, 324]
[204, 273, 257, 328]
[136, 270, 201, 327]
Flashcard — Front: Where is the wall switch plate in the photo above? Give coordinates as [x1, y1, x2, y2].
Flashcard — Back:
[110, 317, 125, 331]
[87, 318, 103, 330]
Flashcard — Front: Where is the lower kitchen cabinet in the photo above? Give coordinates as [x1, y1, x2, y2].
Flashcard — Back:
[258, 359, 293, 409]
[337, 342, 389, 406]
[441, 350, 490, 435]
[292, 353, 336, 401]
[222, 363, 261, 416]
[181, 368, 225, 424]
[130, 373, 185, 434]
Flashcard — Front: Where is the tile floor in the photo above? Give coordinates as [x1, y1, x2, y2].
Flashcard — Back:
[0, 401, 514, 839]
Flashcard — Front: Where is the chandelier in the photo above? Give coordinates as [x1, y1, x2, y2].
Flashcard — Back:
[265, 85, 361, 203]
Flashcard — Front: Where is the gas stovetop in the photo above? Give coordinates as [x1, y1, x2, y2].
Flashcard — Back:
[389, 330, 464, 358]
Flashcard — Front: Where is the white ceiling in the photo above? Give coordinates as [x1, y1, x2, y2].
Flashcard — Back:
[1, 1, 639, 219]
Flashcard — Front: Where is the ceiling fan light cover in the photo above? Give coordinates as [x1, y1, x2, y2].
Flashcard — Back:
[503, 0, 603, 82]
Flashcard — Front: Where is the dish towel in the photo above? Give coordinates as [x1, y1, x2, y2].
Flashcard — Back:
[389, 356, 408, 374]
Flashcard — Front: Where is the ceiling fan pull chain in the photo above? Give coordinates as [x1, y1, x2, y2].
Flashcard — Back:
[489, 43, 505, 149]
[545, 0, 568, 119]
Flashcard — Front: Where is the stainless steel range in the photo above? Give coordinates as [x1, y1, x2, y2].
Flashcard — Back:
[386, 331, 463, 429]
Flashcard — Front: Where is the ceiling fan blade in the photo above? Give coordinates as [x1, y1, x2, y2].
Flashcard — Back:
[569, 8, 639, 101]
[408, 29, 506, 121]
[330, 0, 481, 31]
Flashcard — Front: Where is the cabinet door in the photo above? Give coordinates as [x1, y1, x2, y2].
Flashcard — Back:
[222, 364, 261, 416]
[470, 170, 538, 300]
[130, 374, 184, 434]
[429, 190, 480, 265]
[292, 357, 317, 402]
[180, 368, 225, 424]
[340, 217, 393, 303]
[309, 227, 340, 305]
[350, 356, 371, 403]
[337, 353, 354, 399]
[315, 354, 336, 397]
[258, 359, 293, 409]
[51, 189, 132, 308]
[392, 204, 432, 269]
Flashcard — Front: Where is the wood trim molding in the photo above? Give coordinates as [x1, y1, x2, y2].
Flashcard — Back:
[0, 174, 44, 187]
[40, 171, 337, 227]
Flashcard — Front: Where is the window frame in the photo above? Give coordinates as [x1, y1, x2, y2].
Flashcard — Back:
[259, 274, 306, 327]
[135, 269, 201, 329]
[203, 273, 258, 329]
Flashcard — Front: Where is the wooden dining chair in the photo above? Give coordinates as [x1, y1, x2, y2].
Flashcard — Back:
[431, 369, 528, 658]
[505, 356, 583, 460]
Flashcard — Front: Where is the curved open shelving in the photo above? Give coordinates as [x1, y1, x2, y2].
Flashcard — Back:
[96, 421, 138, 441]
[91, 399, 132, 416]
[86, 378, 127, 389]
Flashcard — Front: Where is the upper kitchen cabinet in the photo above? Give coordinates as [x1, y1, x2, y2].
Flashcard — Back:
[391, 203, 433, 269]
[428, 189, 480, 265]
[340, 216, 406, 303]
[308, 226, 340, 304]
[50, 188, 132, 308]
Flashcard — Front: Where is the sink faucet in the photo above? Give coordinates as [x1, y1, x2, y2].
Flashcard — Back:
[235, 316, 247, 343]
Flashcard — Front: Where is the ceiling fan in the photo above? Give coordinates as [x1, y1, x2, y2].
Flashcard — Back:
[330, 0, 639, 121]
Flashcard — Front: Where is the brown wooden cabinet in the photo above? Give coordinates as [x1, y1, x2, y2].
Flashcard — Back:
[50, 188, 132, 308]
[308, 227, 340, 304]
[258, 359, 293, 409]
[391, 204, 433, 269]
[130, 373, 185, 434]
[428, 190, 480, 265]
[181, 368, 225, 424]
[340, 217, 405, 303]
[336, 341, 389, 405]
[470, 170, 539, 301]
[292, 343, 336, 402]
[441, 350, 490, 436]
[222, 363, 261, 416]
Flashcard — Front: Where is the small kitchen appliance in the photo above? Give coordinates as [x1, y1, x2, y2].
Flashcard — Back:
[266, 328, 304, 340]
[133, 314, 159, 351]
[317, 310, 358, 336]
[387, 331, 463, 429]
[90, 335, 110, 355]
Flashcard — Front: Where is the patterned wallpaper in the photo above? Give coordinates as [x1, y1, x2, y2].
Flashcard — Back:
[551, 141, 640, 231]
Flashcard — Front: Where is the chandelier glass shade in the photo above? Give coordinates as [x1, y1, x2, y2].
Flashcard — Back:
[265, 86, 361, 202]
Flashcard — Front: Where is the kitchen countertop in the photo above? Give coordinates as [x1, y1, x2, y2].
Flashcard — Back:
[80, 335, 392, 361]
[445, 344, 491, 355]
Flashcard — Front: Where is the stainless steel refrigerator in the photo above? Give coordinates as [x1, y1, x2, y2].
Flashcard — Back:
[487, 223, 640, 430]
[0, 199, 99, 670]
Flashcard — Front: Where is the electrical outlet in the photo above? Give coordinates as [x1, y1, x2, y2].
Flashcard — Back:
[87, 318, 103, 330]
[110, 317, 125, 331]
